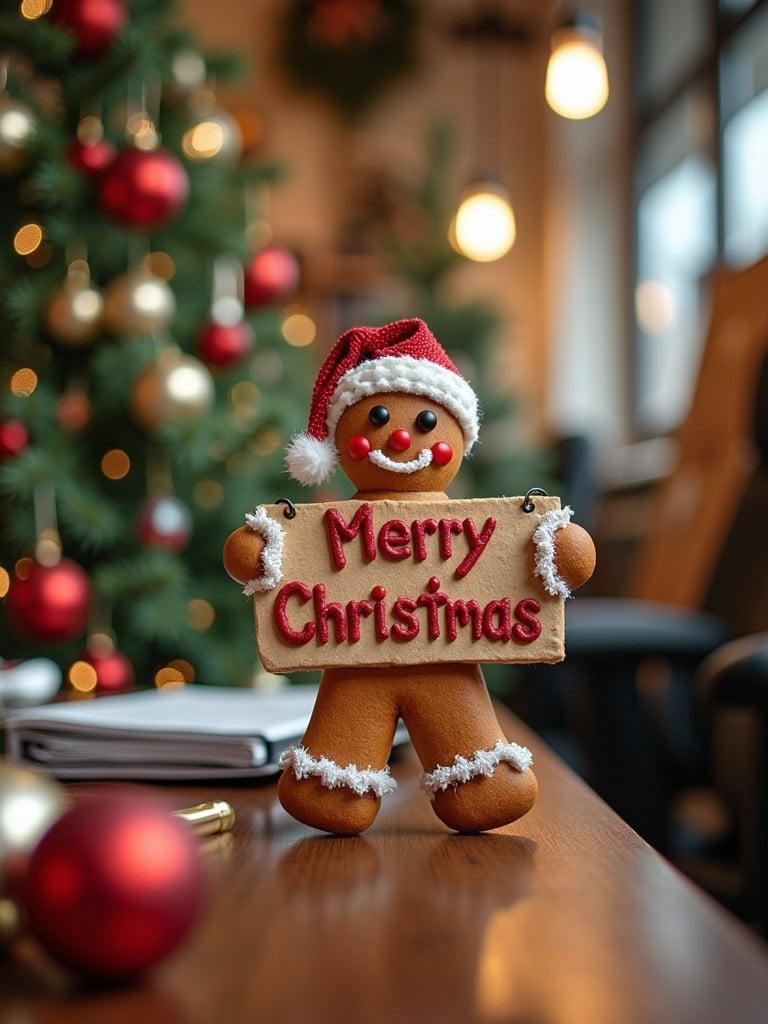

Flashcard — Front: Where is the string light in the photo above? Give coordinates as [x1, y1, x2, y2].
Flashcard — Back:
[100, 449, 131, 480]
[545, 13, 610, 121]
[186, 599, 215, 630]
[250, 427, 282, 457]
[13, 223, 43, 256]
[193, 479, 224, 509]
[168, 659, 195, 683]
[20, 0, 52, 17]
[182, 120, 225, 160]
[147, 251, 176, 281]
[14, 557, 32, 580]
[68, 661, 98, 693]
[281, 310, 316, 347]
[0, 567, 9, 598]
[10, 369, 38, 396]
[450, 181, 516, 263]
[155, 665, 186, 689]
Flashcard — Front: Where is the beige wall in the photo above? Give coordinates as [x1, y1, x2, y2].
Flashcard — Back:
[182, 0, 560, 433]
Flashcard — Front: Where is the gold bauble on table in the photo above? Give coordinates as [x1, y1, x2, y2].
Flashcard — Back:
[0, 762, 68, 897]
[103, 269, 176, 337]
[0, 97, 36, 175]
[131, 348, 215, 431]
[45, 279, 103, 346]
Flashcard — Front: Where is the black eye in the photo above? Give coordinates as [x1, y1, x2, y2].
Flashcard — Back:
[368, 405, 390, 426]
[416, 410, 437, 432]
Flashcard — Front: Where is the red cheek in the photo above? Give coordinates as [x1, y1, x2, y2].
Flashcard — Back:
[431, 442, 453, 466]
[347, 435, 371, 460]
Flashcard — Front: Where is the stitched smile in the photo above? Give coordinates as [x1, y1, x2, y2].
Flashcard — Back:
[367, 448, 433, 474]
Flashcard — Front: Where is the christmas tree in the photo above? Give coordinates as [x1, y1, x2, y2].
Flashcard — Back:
[0, 0, 310, 690]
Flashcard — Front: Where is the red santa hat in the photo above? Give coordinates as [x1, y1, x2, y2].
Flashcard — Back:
[285, 318, 480, 485]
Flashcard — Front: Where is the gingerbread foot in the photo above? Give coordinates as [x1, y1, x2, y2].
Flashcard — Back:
[428, 763, 538, 833]
[277, 770, 382, 836]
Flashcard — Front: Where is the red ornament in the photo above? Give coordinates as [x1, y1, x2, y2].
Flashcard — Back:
[7, 559, 90, 643]
[67, 137, 115, 175]
[0, 420, 28, 459]
[23, 794, 206, 980]
[100, 148, 189, 230]
[347, 434, 371, 460]
[82, 648, 134, 694]
[137, 496, 192, 552]
[52, 0, 128, 55]
[431, 442, 453, 466]
[388, 429, 411, 452]
[243, 244, 300, 309]
[198, 321, 254, 368]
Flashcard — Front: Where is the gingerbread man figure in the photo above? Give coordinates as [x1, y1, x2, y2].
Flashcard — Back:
[224, 319, 595, 834]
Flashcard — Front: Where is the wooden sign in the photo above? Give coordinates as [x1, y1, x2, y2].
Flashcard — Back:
[251, 497, 565, 672]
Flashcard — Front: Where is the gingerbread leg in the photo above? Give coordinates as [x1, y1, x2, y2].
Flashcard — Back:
[399, 664, 538, 833]
[278, 667, 399, 835]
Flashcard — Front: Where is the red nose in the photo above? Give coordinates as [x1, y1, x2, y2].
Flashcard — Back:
[388, 429, 411, 452]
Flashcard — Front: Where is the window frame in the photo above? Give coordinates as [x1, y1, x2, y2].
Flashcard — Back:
[630, 0, 768, 437]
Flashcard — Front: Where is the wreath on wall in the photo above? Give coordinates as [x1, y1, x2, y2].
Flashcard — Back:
[279, 0, 419, 120]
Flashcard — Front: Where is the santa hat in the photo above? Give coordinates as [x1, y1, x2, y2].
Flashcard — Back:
[285, 318, 480, 486]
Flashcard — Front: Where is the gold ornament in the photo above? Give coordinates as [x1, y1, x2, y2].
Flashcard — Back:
[131, 348, 215, 431]
[182, 108, 243, 165]
[0, 97, 36, 175]
[0, 762, 68, 895]
[103, 269, 176, 337]
[45, 278, 103, 346]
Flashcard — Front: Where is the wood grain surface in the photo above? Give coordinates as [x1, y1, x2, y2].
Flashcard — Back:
[2, 708, 768, 1024]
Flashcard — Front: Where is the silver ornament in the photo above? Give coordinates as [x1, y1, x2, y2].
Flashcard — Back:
[103, 269, 176, 337]
[45, 279, 103, 346]
[0, 762, 68, 895]
[131, 348, 215, 431]
[0, 98, 36, 175]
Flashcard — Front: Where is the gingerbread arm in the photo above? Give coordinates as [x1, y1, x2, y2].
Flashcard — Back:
[532, 508, 595, 598]
[222, 507, 286, 595]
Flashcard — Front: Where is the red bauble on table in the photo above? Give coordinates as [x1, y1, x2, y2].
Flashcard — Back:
[7, 559, 90, 643]
[99, 148, 189, 230]
[67, 137, 115, 175]
[52, 0, 128, 55]
[198, 321, 254, 368]
[83, 648, 134, 694]
[243, 244, 300, 309]
[23, 793, 206, 980]
[0, 420, 28, 459]
[137, 495, 192, 552]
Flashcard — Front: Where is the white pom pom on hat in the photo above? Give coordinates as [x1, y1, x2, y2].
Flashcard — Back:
[285, 318, 480, 486]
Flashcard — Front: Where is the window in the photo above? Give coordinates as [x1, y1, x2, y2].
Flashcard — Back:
[632, 0, 768, 435]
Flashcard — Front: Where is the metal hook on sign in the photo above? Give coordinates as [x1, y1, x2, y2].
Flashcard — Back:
[521, 487, 548, 513]
[275, 497, 297, 520]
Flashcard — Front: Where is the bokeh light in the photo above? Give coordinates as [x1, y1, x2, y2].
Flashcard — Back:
[100, 448, 131, 480]
[10, 368, 38, 397]
[13, 223, 43, 256]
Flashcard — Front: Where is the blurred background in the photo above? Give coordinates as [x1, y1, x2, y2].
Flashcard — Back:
[1, 0, 768, 929]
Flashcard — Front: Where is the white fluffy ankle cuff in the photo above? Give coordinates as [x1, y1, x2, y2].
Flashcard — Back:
[279, 745, 397, 798]
[420, 740, 533, 800]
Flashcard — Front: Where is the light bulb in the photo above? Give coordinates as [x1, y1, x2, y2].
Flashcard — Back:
[545, 20, 609, 120]
[450, 182, 516, 263]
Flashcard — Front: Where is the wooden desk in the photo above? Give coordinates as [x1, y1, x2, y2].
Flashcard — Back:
[3, 708, 768, 1024]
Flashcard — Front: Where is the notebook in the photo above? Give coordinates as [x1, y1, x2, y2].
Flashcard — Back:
[5, 685, 409, 781]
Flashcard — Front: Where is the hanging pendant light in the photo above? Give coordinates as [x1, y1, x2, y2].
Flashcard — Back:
[449, 177, 517, 263]
[545, 10, 609, 120]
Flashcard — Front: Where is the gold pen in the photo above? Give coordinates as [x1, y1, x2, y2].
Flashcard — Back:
[173, 800, 235, 837]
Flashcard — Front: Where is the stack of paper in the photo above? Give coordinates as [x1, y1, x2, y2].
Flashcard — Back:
[5, 685, 408, 781]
